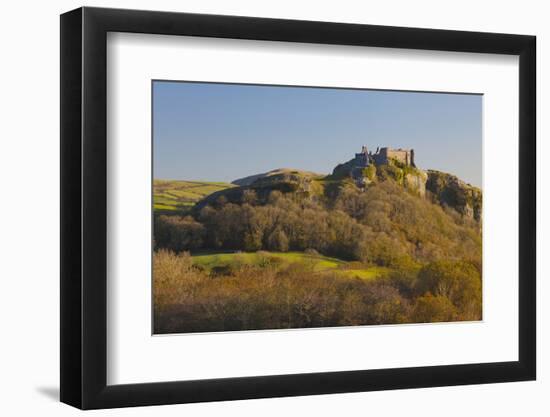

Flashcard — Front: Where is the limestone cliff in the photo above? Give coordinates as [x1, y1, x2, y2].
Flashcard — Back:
[404, 170, 428, 197]
[426, 170, 482, 222]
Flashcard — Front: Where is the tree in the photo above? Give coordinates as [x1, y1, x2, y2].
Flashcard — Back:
[267, 228, 289, 252]
[241, 189, 258, 205]
[415, 260, 481, 319]
[412, 294, 457, 323]
[155, 215, 205, 252]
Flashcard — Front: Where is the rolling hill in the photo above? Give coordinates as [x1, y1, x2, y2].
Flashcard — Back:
[232, 168, 324, 186]
[153, 179, 235, 213]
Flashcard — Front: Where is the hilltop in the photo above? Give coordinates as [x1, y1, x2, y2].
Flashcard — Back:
[231, 168, 323, 187]
[187, 146, 481, 222]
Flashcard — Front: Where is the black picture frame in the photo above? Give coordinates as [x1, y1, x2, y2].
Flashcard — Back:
[60, 6, 536, 410]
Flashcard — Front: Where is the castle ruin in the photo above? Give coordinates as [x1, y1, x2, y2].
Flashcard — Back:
[331, 145, 419, 187]
[354, 146, 415, 168]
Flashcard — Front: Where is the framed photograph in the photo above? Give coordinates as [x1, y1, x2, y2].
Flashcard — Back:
[60, 6, 536, 409]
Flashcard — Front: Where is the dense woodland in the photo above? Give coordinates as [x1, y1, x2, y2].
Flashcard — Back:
[153, 174, 482, 333]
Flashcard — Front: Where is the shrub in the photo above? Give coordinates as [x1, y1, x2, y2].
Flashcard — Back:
[415, 260, 481, 319]
[153, 250, 480, 334]
[155, 215, 205, 252]
[412, 294, 457, 323]
[153, 249, 203, 309]
[362, 165, 376, 181]
[377, 165, 404, 184]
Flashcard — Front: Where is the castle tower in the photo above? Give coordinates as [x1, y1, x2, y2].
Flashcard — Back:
[355, 145, 370, 167]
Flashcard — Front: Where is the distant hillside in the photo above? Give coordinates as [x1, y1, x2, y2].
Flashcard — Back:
[196, 169, 328, 210]
[194, 163, 481, 223]
[232, 168, 323, 186]
[153, 179, 235, 213]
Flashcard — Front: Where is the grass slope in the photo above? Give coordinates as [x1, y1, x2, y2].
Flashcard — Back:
[192, 251, 391, 280]
[232, 168, 324, 186]
[154, 179, 235, 213]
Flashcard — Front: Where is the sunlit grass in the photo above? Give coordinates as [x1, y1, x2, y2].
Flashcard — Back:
[153, 179, 235, 212]
[191, 250, 390, 279]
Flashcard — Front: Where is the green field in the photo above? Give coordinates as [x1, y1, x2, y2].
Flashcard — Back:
[154, 179, 235, 213]
[191, 251, 391, 280]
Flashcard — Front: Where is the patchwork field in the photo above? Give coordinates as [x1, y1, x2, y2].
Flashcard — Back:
[191, 251, 391, 280]
[153, 179, 235, 213]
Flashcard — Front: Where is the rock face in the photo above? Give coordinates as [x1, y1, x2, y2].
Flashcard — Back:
[333, 154, 427, 195]
[426, 170, 482, 222]
[195, 169, 322, 211]
[404, 170, 428, 197]
[331, 159, 359, 179]
[250, 170, 319, 192]
[330, 150, 482, 222]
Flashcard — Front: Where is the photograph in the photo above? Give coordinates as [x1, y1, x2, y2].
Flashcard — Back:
[152, 81, 483, 335]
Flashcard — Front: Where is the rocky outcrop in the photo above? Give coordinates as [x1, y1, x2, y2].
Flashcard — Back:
[332, 152, 427, 194]
[195, 169, 322, 211]
[249, 171, 319, 192]
[331, 159, 357, 179]
[426, 170, 482, 221]
[404, 170, 427, 197]
[331, 156, 481, 221]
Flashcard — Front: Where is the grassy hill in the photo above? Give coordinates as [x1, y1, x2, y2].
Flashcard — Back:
[154, 179, 235, 214]
[232, 168, 324, 186]
[191, 251, 391, 280]
[194, 169, 338, 210]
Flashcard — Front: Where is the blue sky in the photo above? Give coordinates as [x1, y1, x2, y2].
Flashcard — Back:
[153, 81, 482, 187]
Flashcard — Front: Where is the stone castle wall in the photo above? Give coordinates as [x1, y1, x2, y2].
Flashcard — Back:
[386, 148, 415, 166]
[333, 146, 417, 181]
[368, 147, 415, 167]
